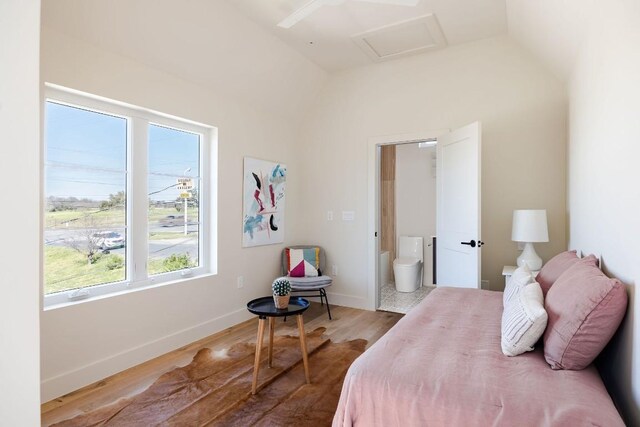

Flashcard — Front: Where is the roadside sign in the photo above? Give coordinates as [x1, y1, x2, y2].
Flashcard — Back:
[177, 177, 193, 190]
[180, 192, 192, 199]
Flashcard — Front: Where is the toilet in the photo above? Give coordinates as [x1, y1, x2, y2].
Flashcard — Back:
[393, 236, 423, 292]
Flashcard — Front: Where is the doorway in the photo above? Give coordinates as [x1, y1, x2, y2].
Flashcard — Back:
[378, 141, 437, 313]
[367, 123, 482, 313]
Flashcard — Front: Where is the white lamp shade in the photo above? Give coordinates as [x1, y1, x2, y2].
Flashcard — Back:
[512, 210, 549, 242]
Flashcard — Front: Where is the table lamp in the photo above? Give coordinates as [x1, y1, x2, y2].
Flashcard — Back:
[511, 209, 549, 270]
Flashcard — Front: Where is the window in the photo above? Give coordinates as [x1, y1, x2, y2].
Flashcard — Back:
[148, 124, 201, 274]
[43, 86, 215, 307]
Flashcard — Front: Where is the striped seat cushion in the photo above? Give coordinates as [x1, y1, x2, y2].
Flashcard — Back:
[289, 275, 332, 290]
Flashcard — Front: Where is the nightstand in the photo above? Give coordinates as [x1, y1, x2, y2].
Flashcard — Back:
[502, 265, 540, 287]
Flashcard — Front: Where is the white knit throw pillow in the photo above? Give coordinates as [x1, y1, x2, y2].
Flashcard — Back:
[501, 281, 548, 357]
[503, 264, 535, 306]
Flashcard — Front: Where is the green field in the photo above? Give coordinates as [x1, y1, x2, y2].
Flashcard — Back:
[46, 206, 200, 229]
[149, 231, 199, 240]
[44, 246, 198, 295]
[44, 205, 200, 295]
[44, 246, 126, 294]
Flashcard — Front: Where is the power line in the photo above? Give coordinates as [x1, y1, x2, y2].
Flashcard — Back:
[48, 178, 123, 186]
[148, 183, 179, 196]
[46, 161, 125, 174]
[48, 146, 125, 159]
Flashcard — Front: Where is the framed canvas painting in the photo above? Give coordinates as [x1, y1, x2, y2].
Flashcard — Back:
[242, 157, 286, 247]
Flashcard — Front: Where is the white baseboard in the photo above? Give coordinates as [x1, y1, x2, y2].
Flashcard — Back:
[41, 307, 253, 402]
[325, 291, 371, 310]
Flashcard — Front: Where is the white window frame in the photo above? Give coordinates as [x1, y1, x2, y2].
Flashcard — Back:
[43, 84, 217, 309]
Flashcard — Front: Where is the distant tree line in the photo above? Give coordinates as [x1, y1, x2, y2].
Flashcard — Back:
[47, 196, 98, 212]
[99, 191, 125, 210]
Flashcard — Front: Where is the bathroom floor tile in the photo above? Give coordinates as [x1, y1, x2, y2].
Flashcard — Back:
[378, 284, 436, 314]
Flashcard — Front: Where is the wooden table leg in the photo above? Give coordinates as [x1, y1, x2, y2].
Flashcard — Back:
[296, 314, 311, 384]
[268, 317, 275, 368]
[252, 317, 266, 395]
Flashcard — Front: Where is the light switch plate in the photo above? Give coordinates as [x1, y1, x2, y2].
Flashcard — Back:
[342, 211, 355, 221]
[327, 211, 333, 221]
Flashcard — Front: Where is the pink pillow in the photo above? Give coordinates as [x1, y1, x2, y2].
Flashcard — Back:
[543, 258, 628, 370]
[535, 250, 579, 296]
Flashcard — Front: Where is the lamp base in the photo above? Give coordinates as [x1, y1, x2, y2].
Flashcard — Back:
[517, 242, 542, 271]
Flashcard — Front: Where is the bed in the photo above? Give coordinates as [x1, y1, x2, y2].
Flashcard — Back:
[333, 287, 624, 426]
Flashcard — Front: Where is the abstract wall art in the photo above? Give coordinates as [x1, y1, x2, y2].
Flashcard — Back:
[242, 157, 286, 247]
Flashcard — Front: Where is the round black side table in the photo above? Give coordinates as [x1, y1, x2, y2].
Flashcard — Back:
[246, 296, 310, 394]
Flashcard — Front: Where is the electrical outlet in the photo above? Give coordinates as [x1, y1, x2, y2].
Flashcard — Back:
[237, 276, 244, 289]
[332, 265, 338, 276]
[327, 210, 333, 221]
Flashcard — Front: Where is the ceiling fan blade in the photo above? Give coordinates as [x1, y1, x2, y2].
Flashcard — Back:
[277, 0, 327, 29]
[353, 0, 420, 6]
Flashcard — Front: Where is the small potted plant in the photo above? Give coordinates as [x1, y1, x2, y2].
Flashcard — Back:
[272, 277, 291, 309]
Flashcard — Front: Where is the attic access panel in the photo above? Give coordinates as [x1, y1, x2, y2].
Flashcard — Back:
[352, 14, 447, 63]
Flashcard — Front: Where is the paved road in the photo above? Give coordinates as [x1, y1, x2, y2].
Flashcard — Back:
[45, 224, 199, 259]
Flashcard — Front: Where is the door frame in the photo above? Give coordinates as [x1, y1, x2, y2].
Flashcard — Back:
[367, 130, 448, 311]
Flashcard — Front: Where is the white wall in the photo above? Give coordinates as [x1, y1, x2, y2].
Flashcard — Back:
[298, 36, 567, 308]
[566, 3, 640, 423]
[39, 1, 326, 399]
[508, 1, 640, 422]
[41, 0, 325, 122]
[0, 0, 41, 424]
[395, 144, 436, 286]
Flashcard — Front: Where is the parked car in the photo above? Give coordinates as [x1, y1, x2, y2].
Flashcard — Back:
[91, 231, 125, 250]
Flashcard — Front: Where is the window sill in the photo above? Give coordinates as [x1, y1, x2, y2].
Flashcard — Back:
[43, 271, 217, 311]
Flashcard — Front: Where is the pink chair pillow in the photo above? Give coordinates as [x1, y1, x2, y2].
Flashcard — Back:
[535, 250, 580, 296]
[543, 257, 628, 370]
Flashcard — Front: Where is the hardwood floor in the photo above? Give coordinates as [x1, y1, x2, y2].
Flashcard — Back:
[41, 302, 403, 426]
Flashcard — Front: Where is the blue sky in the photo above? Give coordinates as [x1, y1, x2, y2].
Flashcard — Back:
[45, 101, 200, 203]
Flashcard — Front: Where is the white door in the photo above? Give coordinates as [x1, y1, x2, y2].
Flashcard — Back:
[436, 122, 482, 288]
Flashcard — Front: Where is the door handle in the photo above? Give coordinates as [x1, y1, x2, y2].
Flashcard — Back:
[461, 240, 476, 248]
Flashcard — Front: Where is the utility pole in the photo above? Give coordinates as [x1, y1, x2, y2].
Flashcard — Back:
[183, 168, 191, 236]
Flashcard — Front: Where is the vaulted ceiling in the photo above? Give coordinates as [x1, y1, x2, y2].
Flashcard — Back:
[41, 0, 580, 120]
[506, 0, 584, 81]
[231, 0, 508, 71]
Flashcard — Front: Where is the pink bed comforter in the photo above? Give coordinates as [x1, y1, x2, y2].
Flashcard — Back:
[333, 287, 624, 427]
